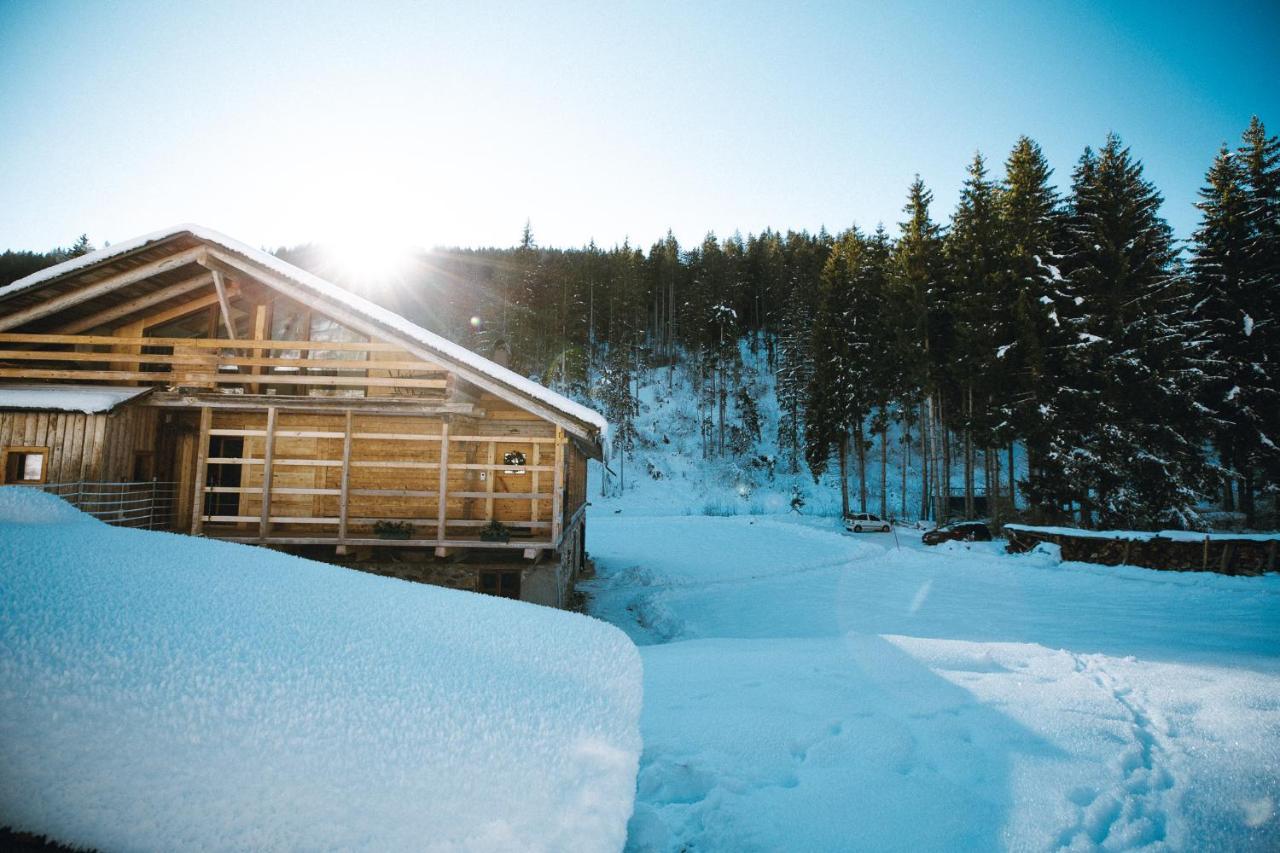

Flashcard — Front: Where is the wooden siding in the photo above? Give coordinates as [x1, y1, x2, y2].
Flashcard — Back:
[1, 406, 158, 484]
[190, 407, 562, 547]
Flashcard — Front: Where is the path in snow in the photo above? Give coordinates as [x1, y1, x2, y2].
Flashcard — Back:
[583, 513, 1280, 852]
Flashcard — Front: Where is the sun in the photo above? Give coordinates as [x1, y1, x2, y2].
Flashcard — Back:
[318, 218, 422, 289]
[326, 236, 414, 284]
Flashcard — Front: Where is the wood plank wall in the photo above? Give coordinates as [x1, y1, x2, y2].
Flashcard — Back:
[0, 405, 159, 483]
[200, 408, 558, 539]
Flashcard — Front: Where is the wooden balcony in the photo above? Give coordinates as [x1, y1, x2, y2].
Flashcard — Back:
[190, 408, 570, 558]
[0, 332, 451, 398]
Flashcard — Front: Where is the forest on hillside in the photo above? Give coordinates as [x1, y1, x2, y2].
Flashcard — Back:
[4, 119, 1277, 530]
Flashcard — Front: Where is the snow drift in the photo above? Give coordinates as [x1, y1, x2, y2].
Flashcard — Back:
[0, 488, 643, 852]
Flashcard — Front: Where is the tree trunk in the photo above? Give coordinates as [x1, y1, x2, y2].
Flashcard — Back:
[1007, 443, 1016, 512]
[920, 402, 931, 521]
[879, 423, 888, 519]
[964, 387, 974, 519]
[990, 446, 1001, 526]
[856, 419, 868, 513]
[940, 396, 951, 522]
[717, 370, 726, 456]
[838, 433, 851, 519]
[983, 448, 992, 518]
[927, 394, 946, 523]
[1241, 468, 1256, 527]
[902, 424, 910, 520]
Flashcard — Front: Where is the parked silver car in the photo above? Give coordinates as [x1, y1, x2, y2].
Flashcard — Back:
[845, 512, 892, 533]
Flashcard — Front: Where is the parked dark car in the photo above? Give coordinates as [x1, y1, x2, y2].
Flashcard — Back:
[922, 521, 993, 545]
[845, 512, 892, 533]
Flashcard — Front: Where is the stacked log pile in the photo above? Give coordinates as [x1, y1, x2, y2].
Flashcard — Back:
[1003, 525, 1279, 577]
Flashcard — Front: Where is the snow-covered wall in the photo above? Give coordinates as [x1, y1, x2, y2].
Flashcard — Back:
[0, 488, 643, 852]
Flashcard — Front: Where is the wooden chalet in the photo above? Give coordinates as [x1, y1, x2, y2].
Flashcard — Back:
[0, 225, 606, 607]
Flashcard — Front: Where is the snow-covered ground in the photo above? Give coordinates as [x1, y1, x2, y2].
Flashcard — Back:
[0, 488, 642, 852]
[583, 513, 1280, 851]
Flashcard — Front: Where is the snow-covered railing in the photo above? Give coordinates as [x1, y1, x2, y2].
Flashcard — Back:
[41, 480, 177, 530]
[1004, 524, 1279, 576]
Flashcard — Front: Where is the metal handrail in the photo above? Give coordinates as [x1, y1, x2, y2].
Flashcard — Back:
[40, 480, 177, 530]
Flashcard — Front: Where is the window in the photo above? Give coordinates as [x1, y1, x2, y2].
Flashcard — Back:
[4, 447, 48, 484]
[203, 436, 244, 518]
[132, 451, 155, 482]
[503, 450, 527, 475]
[478, 570, 521, 600]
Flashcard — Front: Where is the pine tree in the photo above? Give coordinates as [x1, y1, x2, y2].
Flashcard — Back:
[1236, 117, 1280, 517]
[1000, 136, 1066, 512]
[1040, 135, 1211, 528]
[805, 228, 880, 515]
[892, 178, 946, 520]
[945, 152, 1006, 518]
[1192, 143, 1255, 516]
[600, 340, 639, 493]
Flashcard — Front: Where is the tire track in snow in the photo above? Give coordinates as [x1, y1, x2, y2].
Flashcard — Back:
[1056, 653, 1180, 849]
[586, 535, 885, 645]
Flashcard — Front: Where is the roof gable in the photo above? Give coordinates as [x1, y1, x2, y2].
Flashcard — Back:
[0, 225, 607, 445]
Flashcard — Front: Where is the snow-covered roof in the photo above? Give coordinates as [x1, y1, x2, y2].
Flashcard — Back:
[1, 225, 608, 440]
[0, 384, 152, 414]
[0, 486, 643, 850]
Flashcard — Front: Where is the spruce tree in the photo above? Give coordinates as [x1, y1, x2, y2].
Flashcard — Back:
[892, 178, 946, 520]
[1192, 143, 1255, 516]
[1041, 135, 1210, 528]
[1000, 136, 1066, 511]
[1236, 118, 1280, 517]
[945, 152, 1005, 518]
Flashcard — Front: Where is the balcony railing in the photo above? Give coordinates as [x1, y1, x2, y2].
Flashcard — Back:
[0, 332, 448, 397]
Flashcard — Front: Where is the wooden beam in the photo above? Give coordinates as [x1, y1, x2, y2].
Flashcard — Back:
[191, 407, 212, 535]
[145, 393, 477, 416]
[551, 427, 565, 545]
[0, 349, 440, 372]
[531, 442, 540, 524]
[485, 440, 496, 521]
[259, 406, 277, 540]
[211, 270, 237, 340]
[250, 302, 269, 393]
[133, 286, 237, 332]
[0, 246, 207, 332]
[0, 331, 411, 353]
[338, 410, 352, 541]
[50, 273, 214, 334]
[0, 367, 445, 390]
[437, 420, 450, 543]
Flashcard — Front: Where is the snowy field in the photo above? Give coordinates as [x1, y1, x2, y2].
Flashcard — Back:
[0, 488, 642, 852]
[583, 512, 1280, 851]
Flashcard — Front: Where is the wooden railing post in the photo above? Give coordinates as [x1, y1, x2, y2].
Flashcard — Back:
[191, 406, 211, 535]
[551, 427, 565, 546]
[436, 420, 450, 545]
[250, 303, 268, 394]
[339, 410, 353, 542]
[531, 443, 540, 525]
[259, 406, 277, 541]
[485, 440, 496, 521]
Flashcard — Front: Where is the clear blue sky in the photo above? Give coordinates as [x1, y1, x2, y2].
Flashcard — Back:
[1, 0, 1276, 254]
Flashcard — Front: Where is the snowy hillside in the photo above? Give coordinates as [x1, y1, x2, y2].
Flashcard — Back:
[0, 488, 643, 853]
[592, 341, 1024, 521]
[583, 513, 1280, 851]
